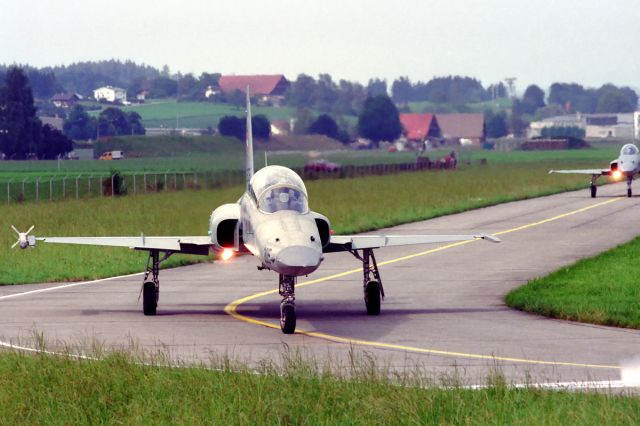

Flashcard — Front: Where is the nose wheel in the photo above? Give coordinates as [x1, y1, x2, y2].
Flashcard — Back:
[279, 274, 296, 334]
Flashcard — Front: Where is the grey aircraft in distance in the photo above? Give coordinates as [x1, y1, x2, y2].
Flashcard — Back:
[13, 89, 500, 334]
[549, 143, 640, 198]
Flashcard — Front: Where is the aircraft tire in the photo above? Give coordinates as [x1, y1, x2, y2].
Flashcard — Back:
[143, 281, 157, 316]
[628, 188, 632, 198]
[590, 185, 597, 198]
[364, 281, 381, 316]
[280, 302, 296, 334]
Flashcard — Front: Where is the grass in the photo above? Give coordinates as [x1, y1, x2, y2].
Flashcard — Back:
[506, 235, 640, 329]
[89, 99, 297, 128]
[0, 349, 638, 425]
[2, 161, 598, 285]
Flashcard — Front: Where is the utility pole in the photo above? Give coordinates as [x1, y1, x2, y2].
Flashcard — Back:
[504, 77, 517, 98]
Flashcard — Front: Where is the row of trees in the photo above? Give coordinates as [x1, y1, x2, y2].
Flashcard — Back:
[0, 67, 72, 159]
[390, 76, 507, 105]
[2, 60, 637, 115]
[63, 105, 145, 140]
[511, 83, 639, 116]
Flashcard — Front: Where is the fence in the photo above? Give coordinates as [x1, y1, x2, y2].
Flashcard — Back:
[3, 159, 458, 204]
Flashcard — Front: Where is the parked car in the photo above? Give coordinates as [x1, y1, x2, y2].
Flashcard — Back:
[304, 159, 341, 173]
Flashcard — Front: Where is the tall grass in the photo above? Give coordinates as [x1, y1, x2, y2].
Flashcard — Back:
[1, 162, 595, 285]
[507, 236, 640, 329]
[0, 348, 638, 425]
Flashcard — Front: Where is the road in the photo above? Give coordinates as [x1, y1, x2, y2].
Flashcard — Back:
[2, 182, 639, 386]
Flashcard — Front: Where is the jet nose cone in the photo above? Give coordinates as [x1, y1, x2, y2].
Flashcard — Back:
[274, 245, 322, 276]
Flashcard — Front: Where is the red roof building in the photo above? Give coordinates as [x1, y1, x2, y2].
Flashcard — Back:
[400, 113, 441, 141]
[218, 75, 290, 96]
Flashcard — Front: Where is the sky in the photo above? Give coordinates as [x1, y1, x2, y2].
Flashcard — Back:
[1, 0, 639, 92]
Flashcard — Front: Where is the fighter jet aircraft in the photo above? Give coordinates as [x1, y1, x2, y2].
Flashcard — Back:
[549, 143, 640, 198]
[13, 89, 500, 334]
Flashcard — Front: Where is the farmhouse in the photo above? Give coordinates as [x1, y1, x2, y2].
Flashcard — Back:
[218, 75, 290, 105]
[50, 93, 80, 108]
[93, 86, 127, 103]
[436, 113, 486, 145]
[400, 113, 441, 143]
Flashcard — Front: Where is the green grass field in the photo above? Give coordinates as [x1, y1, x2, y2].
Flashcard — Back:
[408, 98, 513, 114]
[0, 350, 638, 425]
[2, 161, 599, 285]
[87, 99, 297, 128]
[506, 235, 640, 329]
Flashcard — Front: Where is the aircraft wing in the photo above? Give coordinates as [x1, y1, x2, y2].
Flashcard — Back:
[549, 169, 611, 176]
[33, 235, 212, 255]
[324, 234, 500, 253]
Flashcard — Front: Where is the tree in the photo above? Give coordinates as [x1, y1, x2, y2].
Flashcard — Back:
[517, 85, 545, 115]
[38, 125, 73, 159]
[127, 111, 145, 135]
[286, 74, 317, 108]
[357, 95, 402, 147]
[96, 107, 145, 137]
[307, 114, 338, 139]
[149, 76, 178, 98]
[252, 114, 271, 140]
[218, 116, 244, 139]
[63, 105, 97, 140]
[366, 78, 387, 97]
[0, 67, 41, 159]
[484, 110, 508, 138]
[218, 115, 271, 140]
[391, 76, 413, 103]
[596, 85, 638, 113]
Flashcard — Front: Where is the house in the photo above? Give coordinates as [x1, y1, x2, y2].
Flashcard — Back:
[399, 113, 441, 143]
[93, 86, 127, 103]
[50, 93, 80, 108]
[436, 113, 486, 145]
[218, 75, 290, 105]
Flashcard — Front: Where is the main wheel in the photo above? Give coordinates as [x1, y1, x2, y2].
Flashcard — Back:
[364, 281, 381, 315]
[590, 185, 597, 198]
[628, 188, 632, 198]
[280, 302, 296, 334]
[143, 281, 158, 316]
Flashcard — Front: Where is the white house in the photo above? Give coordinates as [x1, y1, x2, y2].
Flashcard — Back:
[93, 86, 127, 103]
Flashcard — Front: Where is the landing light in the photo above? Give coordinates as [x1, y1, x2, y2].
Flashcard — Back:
[612, 170, 622, 180]
[221, 248, 234, 261]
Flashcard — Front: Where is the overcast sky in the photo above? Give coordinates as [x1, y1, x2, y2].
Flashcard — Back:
[2, 0, 638, 92]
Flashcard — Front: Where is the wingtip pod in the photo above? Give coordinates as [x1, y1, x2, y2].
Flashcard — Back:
[477, 234, 501, 243]
[11, 225, 36, 249]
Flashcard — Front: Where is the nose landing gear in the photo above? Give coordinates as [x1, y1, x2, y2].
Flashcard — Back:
[279, 274, 296, 334]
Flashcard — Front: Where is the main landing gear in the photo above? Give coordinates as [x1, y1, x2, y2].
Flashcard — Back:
[279, 274, 296, 334]
[350, 248, 385, 316]
[590, 175, 598, 198]
[140, 249, 172, 316]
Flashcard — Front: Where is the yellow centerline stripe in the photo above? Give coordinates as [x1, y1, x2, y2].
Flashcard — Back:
[224, 197, 623, 369]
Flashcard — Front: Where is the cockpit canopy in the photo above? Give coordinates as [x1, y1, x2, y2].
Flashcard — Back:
[621, 144, 639, 156]
[250, 166, 309, 214]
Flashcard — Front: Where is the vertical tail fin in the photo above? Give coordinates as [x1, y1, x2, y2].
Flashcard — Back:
[245, 86, 254, 190]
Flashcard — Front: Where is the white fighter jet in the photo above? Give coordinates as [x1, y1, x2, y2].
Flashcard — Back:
[13, 89, 500, 334]
[549, 143, 640, 198]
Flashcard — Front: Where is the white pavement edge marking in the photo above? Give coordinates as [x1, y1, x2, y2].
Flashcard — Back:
[0, 272, 143, 301]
